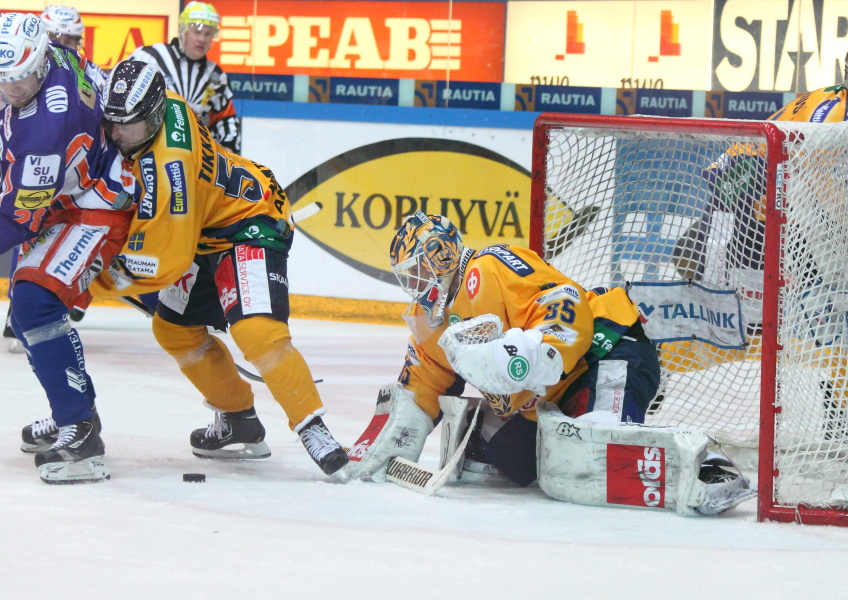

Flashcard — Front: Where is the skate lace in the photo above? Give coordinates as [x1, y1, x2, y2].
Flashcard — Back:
[301, 422, 339, 461]
[205, 412, 231, 440]
[32, 417, 57, 437]
[51, 424, 78, 449]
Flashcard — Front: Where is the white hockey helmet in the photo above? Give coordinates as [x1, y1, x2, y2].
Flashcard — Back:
[41, 5, 85, 38]
[0, 13, 50, 83]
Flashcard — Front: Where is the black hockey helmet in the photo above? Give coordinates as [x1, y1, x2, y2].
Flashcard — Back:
[103, 60, 166, 153]
[103, 59, 166, 124]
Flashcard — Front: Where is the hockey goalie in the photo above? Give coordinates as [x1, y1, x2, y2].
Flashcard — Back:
[344, 211, 756, 515]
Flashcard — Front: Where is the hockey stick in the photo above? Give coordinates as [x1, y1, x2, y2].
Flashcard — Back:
[385, 402, 480, 496]
[119, 295, 265, 383]
[291, 201, 322, 223]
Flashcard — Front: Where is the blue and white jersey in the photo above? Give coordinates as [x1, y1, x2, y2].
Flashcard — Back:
[0, 42, 130, 254]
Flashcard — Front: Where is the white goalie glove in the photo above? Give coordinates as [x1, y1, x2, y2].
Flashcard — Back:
[438, 314, 564, 396]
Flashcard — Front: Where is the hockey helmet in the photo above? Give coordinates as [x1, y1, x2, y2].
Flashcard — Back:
[390, 211, 464, 319]
[102, 60, 167, 154]
[0, 13, 50, 83]
[41, 6, 85, 37]
[0, 13, 50, 106]
[179, 2, 221, 28]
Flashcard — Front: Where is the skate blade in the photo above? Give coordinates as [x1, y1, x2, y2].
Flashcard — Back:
[21, 441, 53, 454]
[192, 441, 271, 460]
[39, 456, 110, 485]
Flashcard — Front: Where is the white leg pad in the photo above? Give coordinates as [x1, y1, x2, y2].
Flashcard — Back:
[536, 401, 711, 516]
[437, 396, 485, 484]
[345, 382, 434, 482]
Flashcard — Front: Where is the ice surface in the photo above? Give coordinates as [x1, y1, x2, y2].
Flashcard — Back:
[1, 301, 847, 599]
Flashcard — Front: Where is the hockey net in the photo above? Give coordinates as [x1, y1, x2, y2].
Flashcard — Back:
[531, 113, 848, 525]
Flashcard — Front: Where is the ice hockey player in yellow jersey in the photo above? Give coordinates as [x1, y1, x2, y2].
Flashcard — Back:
[89, 60, 348, 476]
[344, 213, 757, 516]
[346, 212, 661, 486]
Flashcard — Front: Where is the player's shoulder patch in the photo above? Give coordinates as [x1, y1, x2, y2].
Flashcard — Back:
[475, 244, 535, 277]
[164, 98, 192, 150]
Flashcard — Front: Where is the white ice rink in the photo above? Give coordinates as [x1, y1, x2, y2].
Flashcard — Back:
[1, 300, 847, 599]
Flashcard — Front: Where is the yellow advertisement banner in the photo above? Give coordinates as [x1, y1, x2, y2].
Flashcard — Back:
[81, 15, 169, 70]
[505, 0, 712, 91]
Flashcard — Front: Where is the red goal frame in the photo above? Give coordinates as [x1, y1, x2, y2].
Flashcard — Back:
[530, 112, 848, 526]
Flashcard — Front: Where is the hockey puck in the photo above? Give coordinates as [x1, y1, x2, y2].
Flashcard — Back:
[183, 473, 206, 483]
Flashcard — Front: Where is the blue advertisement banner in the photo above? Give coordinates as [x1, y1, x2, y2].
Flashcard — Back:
[228, 73, 294, 102]
[617, 88, 694, 117]
[514, 84, 601, 113]
[434, 81, 502, 110]
[309, 77, 400, 106]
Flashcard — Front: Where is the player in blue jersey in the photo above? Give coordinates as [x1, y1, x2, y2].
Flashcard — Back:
[2, 5, 109, 346]
[0, 13, 134, 484]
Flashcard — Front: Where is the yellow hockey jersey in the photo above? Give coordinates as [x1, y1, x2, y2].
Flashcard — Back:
[91, 91, 292, 298]
[769, 84, 848, 122]
[399, 244, 640, 421]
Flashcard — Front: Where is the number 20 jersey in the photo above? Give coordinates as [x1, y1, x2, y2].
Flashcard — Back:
[91, 90, 293, 298]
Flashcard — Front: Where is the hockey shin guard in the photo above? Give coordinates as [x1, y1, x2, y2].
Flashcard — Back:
[229, 316, 323, 430]
[10, 282, 95, 427]
[151, 315, 254, 412]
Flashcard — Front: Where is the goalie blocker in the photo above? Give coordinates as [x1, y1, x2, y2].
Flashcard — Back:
[536, 402, 757, 516]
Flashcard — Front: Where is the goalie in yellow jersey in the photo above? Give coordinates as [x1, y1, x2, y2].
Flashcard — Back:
[87, 60, 348, 476]
[344, 213, 756, 514]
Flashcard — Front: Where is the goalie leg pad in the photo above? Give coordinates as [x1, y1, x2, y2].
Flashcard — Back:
[345, 383, 434, 482]
[436, 396, 474, 484]
[536, 401, 757, 516]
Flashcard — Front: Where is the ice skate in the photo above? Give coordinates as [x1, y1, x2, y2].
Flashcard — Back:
[35, 420, 109, 484]
[190, 407, 271, 459]
[21, 407, 101, 453]
[297, 416, 349, 475]
[695, 451, 757, 515]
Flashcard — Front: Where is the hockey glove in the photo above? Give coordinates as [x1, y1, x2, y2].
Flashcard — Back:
[443, 326, 563, 396]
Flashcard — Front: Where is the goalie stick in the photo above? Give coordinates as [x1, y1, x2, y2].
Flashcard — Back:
[385, 402, 480, 496]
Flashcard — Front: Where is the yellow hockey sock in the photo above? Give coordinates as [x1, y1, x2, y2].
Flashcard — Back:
[151, 314, 254, 412]
[230, 316, 323, 430]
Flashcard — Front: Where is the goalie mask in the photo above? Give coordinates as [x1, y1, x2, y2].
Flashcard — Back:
[390, 212, 463, 328]
[0, 13, 50, 107]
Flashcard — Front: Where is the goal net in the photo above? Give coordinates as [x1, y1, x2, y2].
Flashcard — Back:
[531, 113, 848, 525]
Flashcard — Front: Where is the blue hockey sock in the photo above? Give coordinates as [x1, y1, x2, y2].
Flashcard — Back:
[10, 281, 96, 427]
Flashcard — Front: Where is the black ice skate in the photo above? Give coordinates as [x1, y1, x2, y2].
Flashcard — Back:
[21, 407, 101, 453]
[297, 416, 349, 475]
[34, 420, 109, 484]
[190, 407, 271, 459]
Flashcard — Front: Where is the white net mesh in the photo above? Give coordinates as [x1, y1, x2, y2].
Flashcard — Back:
[537, 116, 848, 511]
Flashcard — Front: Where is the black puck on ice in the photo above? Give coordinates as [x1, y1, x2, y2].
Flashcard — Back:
[183, 473, 206, 483]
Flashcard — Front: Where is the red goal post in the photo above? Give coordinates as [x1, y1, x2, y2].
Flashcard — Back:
[530, 112, 848, 525]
